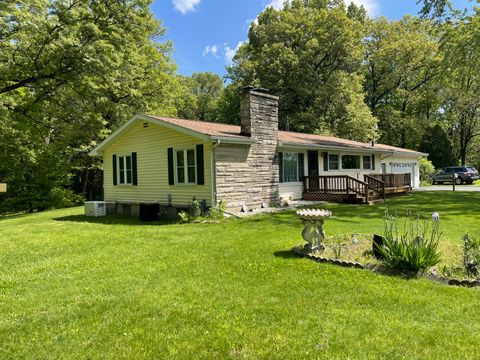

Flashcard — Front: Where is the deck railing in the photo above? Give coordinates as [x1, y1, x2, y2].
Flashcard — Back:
[367, 173, 411, 189]
[303, 175, 376, 202]
[364, 174, 386, 200]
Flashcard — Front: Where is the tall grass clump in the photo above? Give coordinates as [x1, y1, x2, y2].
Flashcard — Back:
[378, 210, 441, 273]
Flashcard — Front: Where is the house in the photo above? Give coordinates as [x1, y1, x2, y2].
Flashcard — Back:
[89, 87, 427, 216]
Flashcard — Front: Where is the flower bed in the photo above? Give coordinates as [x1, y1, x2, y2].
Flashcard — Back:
[292, 233, 480, 288]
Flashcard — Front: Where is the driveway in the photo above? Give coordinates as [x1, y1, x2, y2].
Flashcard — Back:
[414, 185, 480, 192]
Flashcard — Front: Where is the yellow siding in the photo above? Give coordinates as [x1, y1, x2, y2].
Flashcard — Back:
[103, 121, 213, 207]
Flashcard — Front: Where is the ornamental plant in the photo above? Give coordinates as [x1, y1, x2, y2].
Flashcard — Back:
[463, 234, 480, 277]
[377, 210, 442, 273]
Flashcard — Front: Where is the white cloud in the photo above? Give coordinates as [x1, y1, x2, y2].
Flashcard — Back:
[348, 0, 379, 16]
[202, 42, 244, 65]
[172, 0, 201, 14]
[202, 45, 219, 58]
[224, 42, 244, 65]
[265, 0, 286, 10]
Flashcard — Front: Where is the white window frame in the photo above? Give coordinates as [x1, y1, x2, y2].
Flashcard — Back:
[328, 154, 340, 170]
[282, 152, 299, 183]
[117, 155, 133, 185]
[175, 149, 197, 185]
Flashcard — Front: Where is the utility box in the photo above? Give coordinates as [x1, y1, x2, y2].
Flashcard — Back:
[139, 203, 159, 222]
[84, 201, 106, 217]
[0, 183, 6, 193]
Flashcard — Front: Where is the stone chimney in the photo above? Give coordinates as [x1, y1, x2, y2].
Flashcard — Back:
[240, 86, 279, 140]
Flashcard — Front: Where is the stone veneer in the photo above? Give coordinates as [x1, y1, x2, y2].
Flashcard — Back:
[214, 88, 280, 211]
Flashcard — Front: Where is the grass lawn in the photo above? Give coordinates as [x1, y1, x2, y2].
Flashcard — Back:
[1, 191, 479, 359]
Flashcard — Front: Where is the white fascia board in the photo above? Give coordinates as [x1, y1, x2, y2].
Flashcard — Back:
[279, 141, 427, 157]
[89, 114, 211, 156]
[278, 141, 389, 154]
[211, 136, 254, 145]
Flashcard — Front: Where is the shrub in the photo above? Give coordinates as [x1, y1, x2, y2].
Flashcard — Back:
[206, 200, 227, 219]
[190, 199, 202, 219]
[463, 234, 480, 277]
[377, 210, 442, 273]
[178, 200, 227, 223]
[419, 157, 436, 185]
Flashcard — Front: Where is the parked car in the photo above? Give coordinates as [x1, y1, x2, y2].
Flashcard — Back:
[432, 166, 479, 185]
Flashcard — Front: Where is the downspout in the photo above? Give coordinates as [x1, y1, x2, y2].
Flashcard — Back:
[211, 139, 221, 207]
[380, 152, 395, 172]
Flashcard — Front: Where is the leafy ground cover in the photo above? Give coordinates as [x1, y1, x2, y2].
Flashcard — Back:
[1, 192, 479, 359]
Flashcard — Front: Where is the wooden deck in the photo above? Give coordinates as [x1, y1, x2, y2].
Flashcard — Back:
[302, 173, 411, 204]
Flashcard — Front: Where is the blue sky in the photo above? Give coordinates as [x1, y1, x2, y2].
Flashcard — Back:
[151, 0, 473, 78]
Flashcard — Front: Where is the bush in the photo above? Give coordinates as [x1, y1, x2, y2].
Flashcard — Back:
[49, 187, 84, 209]
[463, 234, 480, 277]
[178, 200, 227, 223]
[419, 157, 436, 185]
[377, 210, 442, 273]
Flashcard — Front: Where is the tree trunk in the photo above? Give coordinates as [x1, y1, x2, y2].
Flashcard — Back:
[81, 168, 89, 198]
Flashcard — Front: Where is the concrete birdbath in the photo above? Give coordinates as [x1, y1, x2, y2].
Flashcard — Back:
[296, 209, 332, 253]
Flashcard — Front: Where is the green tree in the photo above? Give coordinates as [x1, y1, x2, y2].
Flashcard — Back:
[440, 9, 480, 165]
[418, 0, 453, 19]
[0, 0, 177, 212]
[363, 16, 442, 149]
[176, 72, 224, 121]
[227, 0, 377, 142]
[419, 124, 455, 168]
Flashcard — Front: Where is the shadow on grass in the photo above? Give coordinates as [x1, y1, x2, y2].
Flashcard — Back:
[54, 214, 176, 226]
[273, 249, 303, 259]
[0, 212, 30, 222]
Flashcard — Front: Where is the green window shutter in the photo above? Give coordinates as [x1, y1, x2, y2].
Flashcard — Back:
[132, 152, 138, 185]
[168, 148, 174, 185]
[323, 152, 329, 171]
[372, 154, 376, 171]
[196, 144, 205, 185]
[298, 153, 304, 181]
[112, 154, 117, 186]
[279, 152, 283, 183]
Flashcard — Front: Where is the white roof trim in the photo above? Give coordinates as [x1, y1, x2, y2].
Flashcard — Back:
[89, 114, 210, 156]
[278, 141, 427, 157]
[211, 136, 254, 145]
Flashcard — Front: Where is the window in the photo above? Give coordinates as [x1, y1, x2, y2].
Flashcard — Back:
[363, 155, 372, 170]
[328, 154, 339, 170]
[342, 155, 361, 170]
[283, 153, 299, 182]
[175, 149, 196, 184]
[118, 155, 132, 184]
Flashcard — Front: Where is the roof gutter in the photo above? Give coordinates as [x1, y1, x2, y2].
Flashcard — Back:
[211, 136, 254, 145]
[278, 141, 427, 157]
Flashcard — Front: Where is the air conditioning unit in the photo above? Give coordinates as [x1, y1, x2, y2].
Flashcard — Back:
[84, 201, 106, 217]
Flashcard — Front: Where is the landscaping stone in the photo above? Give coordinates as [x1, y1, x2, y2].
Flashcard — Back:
[293, 243, 480, 288]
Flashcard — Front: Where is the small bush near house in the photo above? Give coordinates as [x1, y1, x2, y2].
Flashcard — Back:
[463, 234, 480, 276]
[179, 200, 227, 223]
[377, 210, 441, 273]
